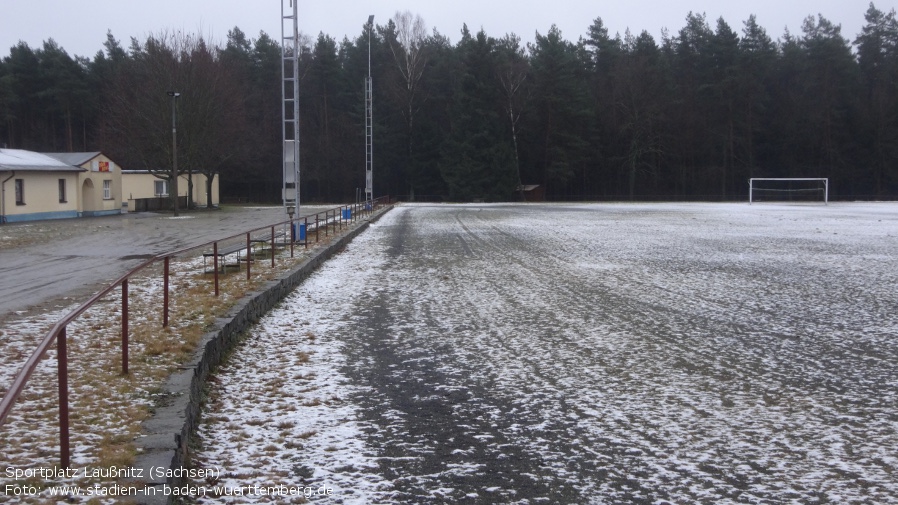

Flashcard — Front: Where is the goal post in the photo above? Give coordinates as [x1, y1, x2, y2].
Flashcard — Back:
[748, 178, 828, 205]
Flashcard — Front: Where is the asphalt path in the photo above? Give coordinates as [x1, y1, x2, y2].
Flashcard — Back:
[0, 206, 327, 319]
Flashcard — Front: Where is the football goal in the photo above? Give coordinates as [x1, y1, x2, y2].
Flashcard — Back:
[748, 178, 828, 204]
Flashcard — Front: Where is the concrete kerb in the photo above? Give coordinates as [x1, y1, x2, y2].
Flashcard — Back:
[131, 206, 393, 504]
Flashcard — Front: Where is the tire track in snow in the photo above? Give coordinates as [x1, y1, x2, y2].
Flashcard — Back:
[340, 207, 586, 503]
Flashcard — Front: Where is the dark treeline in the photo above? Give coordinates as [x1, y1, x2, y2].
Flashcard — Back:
[1, 4, 897, 202]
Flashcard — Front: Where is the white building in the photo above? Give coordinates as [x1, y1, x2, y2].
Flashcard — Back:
[0, 148, 219, 222]
[121, 170, 219, 212]
[0, 149, 89, 223]
[46, 152, 124, 218]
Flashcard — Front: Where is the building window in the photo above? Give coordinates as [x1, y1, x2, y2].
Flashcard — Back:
[103, 180, 112, 200]
[59, 179, 67, 203]
[154, 180, 169, 197]
[14, 179, 24, 205]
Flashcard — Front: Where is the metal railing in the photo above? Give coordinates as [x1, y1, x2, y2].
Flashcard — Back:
[0, 197, 390, 467]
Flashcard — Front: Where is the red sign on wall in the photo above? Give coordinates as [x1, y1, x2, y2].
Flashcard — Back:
[99, 161, 110, 172]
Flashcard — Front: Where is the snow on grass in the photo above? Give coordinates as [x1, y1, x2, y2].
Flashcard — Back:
[192, 241, 396, 504]
[192, 202, 898, 504]
[0, 219, 358, 503]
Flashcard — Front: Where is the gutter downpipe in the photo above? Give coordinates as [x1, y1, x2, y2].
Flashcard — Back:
[1, 171, 15, 224]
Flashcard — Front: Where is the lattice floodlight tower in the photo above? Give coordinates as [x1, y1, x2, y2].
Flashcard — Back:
[365, 15, 374, 206]
[749, 178, 829, 205]
[282, 0, 300, 220]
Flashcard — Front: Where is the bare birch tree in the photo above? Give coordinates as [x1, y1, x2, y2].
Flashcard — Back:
[384, 11, 429, 196]
[388, 11, 428, 131]
[496, 34, 530, 199]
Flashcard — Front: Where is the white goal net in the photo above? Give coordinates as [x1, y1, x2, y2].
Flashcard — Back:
[748, 178, 829, 204]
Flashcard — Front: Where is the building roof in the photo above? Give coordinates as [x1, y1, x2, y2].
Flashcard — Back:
[44, 152, 102, 167]
[0, 149, 85, 172]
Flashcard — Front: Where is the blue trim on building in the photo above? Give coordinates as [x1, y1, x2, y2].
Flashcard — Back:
[80, 209, 121, 218]
[3, 210, 80, 223]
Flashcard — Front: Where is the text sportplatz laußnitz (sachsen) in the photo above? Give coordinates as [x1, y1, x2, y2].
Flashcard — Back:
[7, 465, 217, 481]
[4, 466, 335, 499]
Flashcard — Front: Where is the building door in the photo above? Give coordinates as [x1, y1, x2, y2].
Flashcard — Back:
[81, 179, 96, 216]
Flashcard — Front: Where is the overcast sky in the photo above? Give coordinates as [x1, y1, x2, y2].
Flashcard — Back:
[0, 1, 886, 59]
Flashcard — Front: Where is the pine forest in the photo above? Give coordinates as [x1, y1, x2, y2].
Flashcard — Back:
[1, 5, 897, 202]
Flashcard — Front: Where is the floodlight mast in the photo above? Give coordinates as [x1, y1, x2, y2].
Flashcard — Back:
[282, 0, 300, 222]
[365, 15, 374, 206]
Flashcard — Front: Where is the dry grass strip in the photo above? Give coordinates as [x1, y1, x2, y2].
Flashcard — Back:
[0, 221, 358, 503]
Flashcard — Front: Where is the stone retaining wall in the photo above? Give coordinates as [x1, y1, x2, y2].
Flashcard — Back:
[132, 206, 392, 504]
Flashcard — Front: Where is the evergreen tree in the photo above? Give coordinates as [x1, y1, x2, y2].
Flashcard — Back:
[672, 12, 715, 196]
[614, 30, 666, 199]
[304, 34, 354, 201]
[708, 18, 740, 197]
[440, 28, 517, 201]
[0, 52, 13, 147]
[37, 40, 90, 151]
[856, 3, 898, 196]
[2, 42, 41, 149]
[582, 18, 622, 197]
[799, 15, 860, 195]
[737, 15, 777, 178]
[525, 25, 591, 197]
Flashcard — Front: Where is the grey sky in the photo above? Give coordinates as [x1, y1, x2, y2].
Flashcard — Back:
[0, 1, 886, 59]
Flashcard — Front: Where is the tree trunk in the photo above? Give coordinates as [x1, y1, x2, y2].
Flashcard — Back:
[187, 168, 195, 209]
[206, 173, 215, 208]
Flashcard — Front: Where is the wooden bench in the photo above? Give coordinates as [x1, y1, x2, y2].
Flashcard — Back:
[202, 225, 307, 274]
[250, 230, 288, 258]
[202, 243, 247, 274]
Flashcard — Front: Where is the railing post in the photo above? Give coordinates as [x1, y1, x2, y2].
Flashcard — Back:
[163, 256, 170, 328]
[121, 279, 129, 375]
[290, 219, 295, 258]
[270, 226, 276, 268]
[213, 242, 220, 297]
[246, 233, 251, 280]
[316, 215, 320, 243]
[58, 326, 70, 468]
[304, 217, 309, 249]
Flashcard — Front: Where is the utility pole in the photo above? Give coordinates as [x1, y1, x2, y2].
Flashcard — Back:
[167, 91, 180, 217]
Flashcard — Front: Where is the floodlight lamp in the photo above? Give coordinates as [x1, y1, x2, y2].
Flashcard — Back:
[368, 15, 375, 27]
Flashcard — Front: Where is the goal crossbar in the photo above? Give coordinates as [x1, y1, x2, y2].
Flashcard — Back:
[749, 178, 828, 204]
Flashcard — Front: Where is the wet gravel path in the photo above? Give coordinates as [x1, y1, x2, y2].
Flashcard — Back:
[0, 206, 324, 318]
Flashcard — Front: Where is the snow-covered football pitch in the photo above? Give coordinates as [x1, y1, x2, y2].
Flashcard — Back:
[192, 202, 898, 504]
